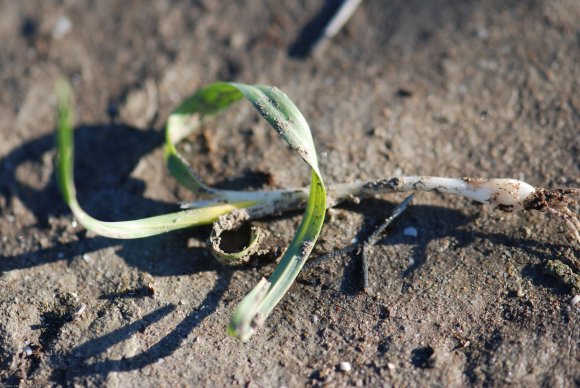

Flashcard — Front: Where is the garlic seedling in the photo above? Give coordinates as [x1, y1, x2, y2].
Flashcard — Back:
[56, 81, 579, 342]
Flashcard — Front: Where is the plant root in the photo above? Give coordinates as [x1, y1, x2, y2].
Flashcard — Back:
[523, 188, 580, 244]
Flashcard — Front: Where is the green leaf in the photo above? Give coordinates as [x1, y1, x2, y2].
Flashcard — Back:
[57, 80, 327, 341]
[229, 171, 325, 341]
[55, 80, 255, 239]
[225, 84, 327, 341]
[164, 83, 327, 340]
[164, 82, 245, 194]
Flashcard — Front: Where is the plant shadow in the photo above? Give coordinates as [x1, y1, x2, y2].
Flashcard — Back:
[49, 270, 234, 383]
[316, 197, 573, 296]
[0, 121, 273, 276]
[288, 0, 346, 58]
[331, 197, 473, 295]
[0, 122, 273, 381]
[0, 123, 169, 226]
[0, 122, 208, 276]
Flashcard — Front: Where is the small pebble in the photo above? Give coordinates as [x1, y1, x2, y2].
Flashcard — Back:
[82, 254, 91, 262]
[312, 315, 319, 324]
[23, 346, 33, 356]
[229, 32, 246, 48]
[571, 295, 580, 306]
[387, 362, 396, 371]
[147, 282, 156, 296]
[339, 361, 352, 372]
[403, 227, 418, 237]
[52, 16, 72, 39]
[73, 303, 86, 320]
[476, 27, 489, 40]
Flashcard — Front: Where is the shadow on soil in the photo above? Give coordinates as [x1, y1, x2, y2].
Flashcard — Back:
[288, 0, 346, 58]
[0, 123, 168, 227]
[48, 270, 234, 383]
[328, 198, 568, 296]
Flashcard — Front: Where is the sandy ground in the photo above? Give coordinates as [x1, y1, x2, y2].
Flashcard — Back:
[1, 0, 579, 386]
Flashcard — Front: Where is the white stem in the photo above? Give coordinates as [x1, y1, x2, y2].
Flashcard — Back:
[181, 176, 578, 242]
[180, 175, 580, 242]
[183, 176, 536, 213]
[181, 188, 308, 208]
[330, 177, 536, 211]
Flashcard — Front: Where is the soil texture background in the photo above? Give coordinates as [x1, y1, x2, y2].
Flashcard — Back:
[1, 0, 579, 386]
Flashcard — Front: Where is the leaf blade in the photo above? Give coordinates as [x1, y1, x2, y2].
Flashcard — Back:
[221, 83, 327, 341]
[164, 83, 244, 194]
[55, 80, 255, 239]
[57, 80, 327, 341]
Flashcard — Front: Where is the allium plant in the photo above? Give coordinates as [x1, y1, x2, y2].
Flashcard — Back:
[56, 81, 579, 341]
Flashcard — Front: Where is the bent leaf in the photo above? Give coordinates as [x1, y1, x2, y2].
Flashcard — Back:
[164, 83, 245, 194]
[55, 81, 255, 239]
[58, 80, 327, 341]
[164, 83, 327, 340]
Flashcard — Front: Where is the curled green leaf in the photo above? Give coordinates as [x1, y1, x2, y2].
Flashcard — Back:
[55, 81, 256, 239]
[57, 80, 327, 342]
[164, 83, 327, 340]
[164, 82, 244, 194]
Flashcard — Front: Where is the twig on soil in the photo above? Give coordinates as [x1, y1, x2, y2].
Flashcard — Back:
[304, 195, 413, 274]
[304, 244, 357, 270]
[315, 0, 363, 50]
[361, 194, 414, 292]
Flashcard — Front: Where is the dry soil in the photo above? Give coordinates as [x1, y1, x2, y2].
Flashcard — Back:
[1, 0, 579, 386]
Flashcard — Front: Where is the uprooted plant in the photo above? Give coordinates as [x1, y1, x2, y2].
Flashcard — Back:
[55, 81, 580, 342]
